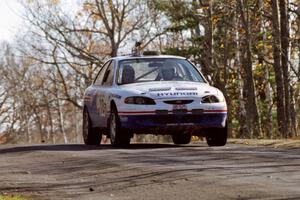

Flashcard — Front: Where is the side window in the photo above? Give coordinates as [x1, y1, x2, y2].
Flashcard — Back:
[94, 61, 111, 86]
[102, 61, 115, 86]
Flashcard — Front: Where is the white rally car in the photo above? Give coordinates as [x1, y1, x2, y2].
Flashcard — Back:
[83, 54, 227, 147]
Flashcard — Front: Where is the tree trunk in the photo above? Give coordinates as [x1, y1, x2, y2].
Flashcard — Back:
[57, 99, 68, 144]
[201, 0, 213, 76]
[271, 0, 286, 137]
[26, 113, 32, 143]
[265, 66, 274, 138]
[258, 0, 273, 138]
[238, 0, 261, 138]
[33, 107, 44, 143]
[54, 71, 68, 144]
[235, 2, 247, 138]
[279, 0, 291, 137]
[290, 85, 297, 135]
[46, 99, 55, 143]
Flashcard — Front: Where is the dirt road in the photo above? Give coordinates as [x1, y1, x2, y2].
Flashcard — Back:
[0, 143, 300, 200]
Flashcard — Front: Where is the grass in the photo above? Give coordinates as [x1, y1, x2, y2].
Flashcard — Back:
[0, 195, 30, 200]
[229, 138, 300, 148]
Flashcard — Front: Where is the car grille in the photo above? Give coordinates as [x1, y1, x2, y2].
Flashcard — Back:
[163, 100, 194, 104]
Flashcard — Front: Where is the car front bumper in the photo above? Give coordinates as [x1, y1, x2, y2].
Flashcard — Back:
[119, 112, 227, 130]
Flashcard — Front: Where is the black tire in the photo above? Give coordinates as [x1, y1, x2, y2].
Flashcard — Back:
[109, 107, 130, 147]
[205, 126, 227, 147]
[82, 108, 102, 145]
[172, 133, 192, 145]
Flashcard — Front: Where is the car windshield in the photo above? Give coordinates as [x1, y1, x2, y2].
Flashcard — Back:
[117, 58, 205, 85]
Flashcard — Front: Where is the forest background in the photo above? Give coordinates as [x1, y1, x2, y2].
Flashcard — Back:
[0, 0, 299, 144]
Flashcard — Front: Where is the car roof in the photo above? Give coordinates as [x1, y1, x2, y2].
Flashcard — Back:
[111, 55, 187, 62]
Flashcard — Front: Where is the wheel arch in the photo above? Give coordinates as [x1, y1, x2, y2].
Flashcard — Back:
[83, 104, 91, 116]
[83, 105, 89, 117]
[107, 100, 118, 131]
[110, 100, 117, 111]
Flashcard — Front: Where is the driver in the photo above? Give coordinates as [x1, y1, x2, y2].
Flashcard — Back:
[122, 65, 135, 84]
[161, 66, 175, 81]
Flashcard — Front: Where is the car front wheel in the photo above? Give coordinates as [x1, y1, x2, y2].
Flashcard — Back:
[83, 108, 102, 145]
[109, 107, 131, 147]
[205, 126, 227, 147]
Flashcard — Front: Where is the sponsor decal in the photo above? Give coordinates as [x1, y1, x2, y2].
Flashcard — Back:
[157, 92, 198, 97]
[96, 94, 107, 116]
[149, 87, 171, 92]
[175, 87, 197, 91]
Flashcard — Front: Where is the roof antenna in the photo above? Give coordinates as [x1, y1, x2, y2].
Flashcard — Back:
[132, 41, 142, 56]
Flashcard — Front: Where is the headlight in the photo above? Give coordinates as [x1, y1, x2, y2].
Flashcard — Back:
[124, 96, 156, 105]
[201, 95, 224, 103]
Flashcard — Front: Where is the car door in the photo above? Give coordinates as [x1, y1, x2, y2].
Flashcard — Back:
[89, 60, 111, 127]
[100, 61, 115, 126]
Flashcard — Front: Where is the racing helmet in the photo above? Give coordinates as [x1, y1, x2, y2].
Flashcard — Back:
[161, 64, 176, 81]
[122, 65, 135, 84]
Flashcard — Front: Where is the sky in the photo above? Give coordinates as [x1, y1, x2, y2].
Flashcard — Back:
[0, 0, 82, 42]
[0, 0, 23, 42]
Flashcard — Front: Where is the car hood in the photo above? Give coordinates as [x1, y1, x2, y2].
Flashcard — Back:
[118, 81, 220, 99]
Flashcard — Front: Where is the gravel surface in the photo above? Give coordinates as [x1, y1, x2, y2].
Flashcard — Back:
[0, 143, 300, 200]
